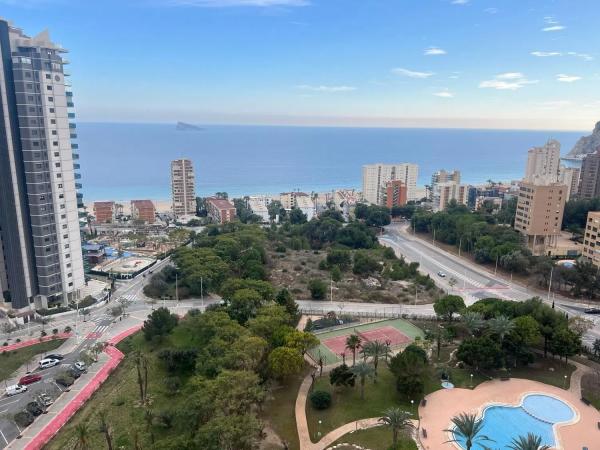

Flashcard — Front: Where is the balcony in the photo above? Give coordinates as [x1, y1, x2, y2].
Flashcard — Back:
[68, 112, 76, 119]
[67, 102, 74, 108]
[74, 173, 81, 180]
[70, 133, 77, 139]
[71, 143, 79, 150]
[72, 153, 79, 160]
[73, 163, 80, 170]
[66, 91, 73, 97]
[75, 183, 82, 189]
[69, 123, 76, 129]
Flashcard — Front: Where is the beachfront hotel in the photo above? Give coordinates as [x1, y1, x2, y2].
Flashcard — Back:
[0, 19, 85, 313]
[362, 163, 418, 205]
[171, 158, 196, 218]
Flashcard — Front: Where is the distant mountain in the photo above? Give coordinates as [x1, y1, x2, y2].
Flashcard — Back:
[566, 121, 600, 157]
[176, 121, 203, 131]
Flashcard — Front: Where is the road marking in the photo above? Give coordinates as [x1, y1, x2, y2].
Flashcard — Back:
[0, 399, 20, 409]
[0, 427, 8, 445]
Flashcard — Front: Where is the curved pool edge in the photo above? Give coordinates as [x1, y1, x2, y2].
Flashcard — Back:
[445, 391, 580, 450]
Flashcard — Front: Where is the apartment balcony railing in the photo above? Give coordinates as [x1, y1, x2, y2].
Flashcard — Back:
[68, 112, 76, 119]
[74, 173, 81, 180]
[71, 143, 79, 149]
[73, 163, 80, 170]
[69, 123, 76, 129]
[72, 153, 79, 160]
[75, 183, 82, 190]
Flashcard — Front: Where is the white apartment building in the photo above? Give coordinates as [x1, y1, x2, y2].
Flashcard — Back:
[432, 181, 468, 212]
[524, 139, 561, 185]
[171, 159, 196, 218]
[362, 163, 419, 205]
[248, 196, 271, 223]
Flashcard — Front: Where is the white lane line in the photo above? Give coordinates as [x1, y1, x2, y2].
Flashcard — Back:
[0, 399, 21, 409]
[0, 427, 8, 445]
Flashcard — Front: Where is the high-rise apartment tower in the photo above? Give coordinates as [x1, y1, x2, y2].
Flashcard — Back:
[362, 163, 418, 205]
[0, 20, 85, 313]
[171, 159, 196, 218]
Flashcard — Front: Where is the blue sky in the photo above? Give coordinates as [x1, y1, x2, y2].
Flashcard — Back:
[3, 0, 599, 130]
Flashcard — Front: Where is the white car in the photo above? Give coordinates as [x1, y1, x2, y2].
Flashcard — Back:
[437, 271, 447, 278]
[5, 384, 27, 396]
[38, 358, 60, 369]
[73, 361, 86, 372]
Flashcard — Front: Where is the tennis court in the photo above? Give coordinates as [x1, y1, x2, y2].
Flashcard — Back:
[308, 317, 423, 365]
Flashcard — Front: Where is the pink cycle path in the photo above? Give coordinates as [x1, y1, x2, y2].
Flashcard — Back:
[1, 333, 72, 353]
[22, 325, 142, 450]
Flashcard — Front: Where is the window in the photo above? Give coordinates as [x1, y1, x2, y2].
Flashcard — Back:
[50, 119, 56, 124]
[55, 162, 61, 168]
[63, 234, 68, 239]
[48, 96, 53, 102]
[45, 74, 51, 79]
[59, 194, 64, 199]
[56, 173, 61, 178]
[46, 85, 52, 90]
[58, 183, 63, 188]
[67, 273, 72, 278]
[52, 141, 58, 146]
[51, 130, 57, 135]
[66, 263, 71, 268]
[61, 214, 66, 219]
[68, 282, 73, 287]
[49, 108, 54, 113]
[54, 152, 59, 157]
[62, 224, 67, 229]
[64, 244, 69, 249]
[60, 204, 65, 209]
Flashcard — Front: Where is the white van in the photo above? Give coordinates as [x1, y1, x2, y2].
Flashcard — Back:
[38, 358, 60, 369]
[5, 384, 27, 396]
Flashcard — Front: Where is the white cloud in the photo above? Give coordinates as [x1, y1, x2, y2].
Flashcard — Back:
[544, 16, 559, 25]
[451, 0, 469, 4]
[392, 68, 434, 79]
[485, 7, 499, 14]
[295, 84, 356, 92]
[567, 52, 594, 61]
[542, 25, 565, 32]
[531, 51, 562, 57]
[433, 91, 454, 98]
[168, 0, 309, 6]
[424, 47, 447, 56]
[479, 73, 538, 90]
[556, 74, 581, 83]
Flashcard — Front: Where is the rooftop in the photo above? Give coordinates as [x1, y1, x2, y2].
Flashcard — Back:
[207, 197, 235, 209]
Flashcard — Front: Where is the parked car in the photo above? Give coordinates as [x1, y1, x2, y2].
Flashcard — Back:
[45, 354, 64, 360]
[38, 393, 53, 407]
[73, 361, 86, 372]
[437, 271, 447, 278]
[38, 358, 60, 369]
[14, 411, 34, 428]
[26, 401, 43, 416]
[69, 368, 81, 379]
[19, 374, 42, 385]
[5, 384, 27, 397]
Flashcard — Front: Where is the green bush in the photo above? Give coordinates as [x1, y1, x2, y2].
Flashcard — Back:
[309, 390, 332, 410]
[14, 411, 34, 427]
[308, 279, 327, 300]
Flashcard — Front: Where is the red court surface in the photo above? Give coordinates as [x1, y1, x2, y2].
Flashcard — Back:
[322, 326, 410, 356]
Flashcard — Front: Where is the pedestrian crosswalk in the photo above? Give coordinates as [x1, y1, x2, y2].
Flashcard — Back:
[86, 324, 109, 340]
[89, 314, 110, 324]
[119, 294, 137, 303]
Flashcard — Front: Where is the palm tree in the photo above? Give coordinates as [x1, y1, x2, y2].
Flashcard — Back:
[361, 340, 387, 381]
[98, 411, 114, 450]
[487, 315, 515, 341]
[462, 311, 485, 336]
[378, 407, 415, 448]
[345, 334, 362, 366]
[75, 423, 91, 450]
[508, 433, 549, 450]
[351, 361, 375, 399]
[444, 412, 493, 450]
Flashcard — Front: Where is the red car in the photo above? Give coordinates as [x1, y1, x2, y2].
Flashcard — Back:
[19, 374, 42, 385]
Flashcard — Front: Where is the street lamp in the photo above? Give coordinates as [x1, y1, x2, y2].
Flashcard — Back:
[563, 374, 568, 389]
[470, 373, 473, 388]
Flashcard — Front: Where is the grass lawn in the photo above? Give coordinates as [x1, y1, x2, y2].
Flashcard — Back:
[487, 357, 576, 389]
[306, 366, 422, 441]
[331, 425, 417, 450]
[580, 371, 600, 410]
[0, 338, 66, 381]
[261, 365, 312, 450]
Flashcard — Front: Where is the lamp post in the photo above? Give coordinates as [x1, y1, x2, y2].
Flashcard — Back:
[547, 266, 554, 303]
[470, 373, 473, 388]
[563, 374, 568, 389]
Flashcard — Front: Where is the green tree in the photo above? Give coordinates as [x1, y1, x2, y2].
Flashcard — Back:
[457, 336, 503, 372]
[98, 410, 114, 450]
[75, 422, 91, 450]
[434, 295, 466, 322]
[289, 207, 308, 224]
[268, 346, 304, 379]
[329, 364, 356, 388]
[330, 265, 342, 282]
[345, 334, 362, 366]
[508, 433, 550, 450]
[462, 311, 486, 336]
[361, 340, 388, 380]
[309, 390, 331, 410]
[275, 288, 299, 318]
[228, 288, 264, 324]
[142, 307, 179, 342]
[350, 362, 375, 400]
[378, 408, 415, 449]
[487, 315, 515, 341]
[444, 412, 493, 450]
[549, 327, 581, 364]
[389, 347, 427, 400]
[284, 330, 319, 356]
[308, 279, 327, 300]
[352, 251, 381, 276]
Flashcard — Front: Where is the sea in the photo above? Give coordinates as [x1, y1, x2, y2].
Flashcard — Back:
[76, 122, 584, 202]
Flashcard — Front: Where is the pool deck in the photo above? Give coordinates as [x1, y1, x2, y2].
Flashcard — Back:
[418, 378, 600, 450]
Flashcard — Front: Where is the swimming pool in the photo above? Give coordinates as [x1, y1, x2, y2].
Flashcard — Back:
[452, 394, 576, 449]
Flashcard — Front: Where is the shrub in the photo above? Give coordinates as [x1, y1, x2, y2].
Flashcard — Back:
[55, 372, 75, 387]
[52, 328, 58, 335]
[275, 244, 287, 253]
[14, 411, 34, 428]
[308, 279, 327, 300]
[163, 376, 181, 394]
[64, 326, 72, 333]
[309, 390, 332, 410]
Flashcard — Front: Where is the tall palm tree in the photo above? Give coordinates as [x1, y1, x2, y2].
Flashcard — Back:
[462, 311, 486, 336]
[345, 334, 362, 366]
[487, 315, 515, 341]
[98, 411, 114, 450]
[378, 407, 415, 448]
[444, 412, 493, 450]
[75, 423, 91, 450]
[351, 361, 375, 399]
[508, 433, 550, 450]
[361, 340, 387, 381]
